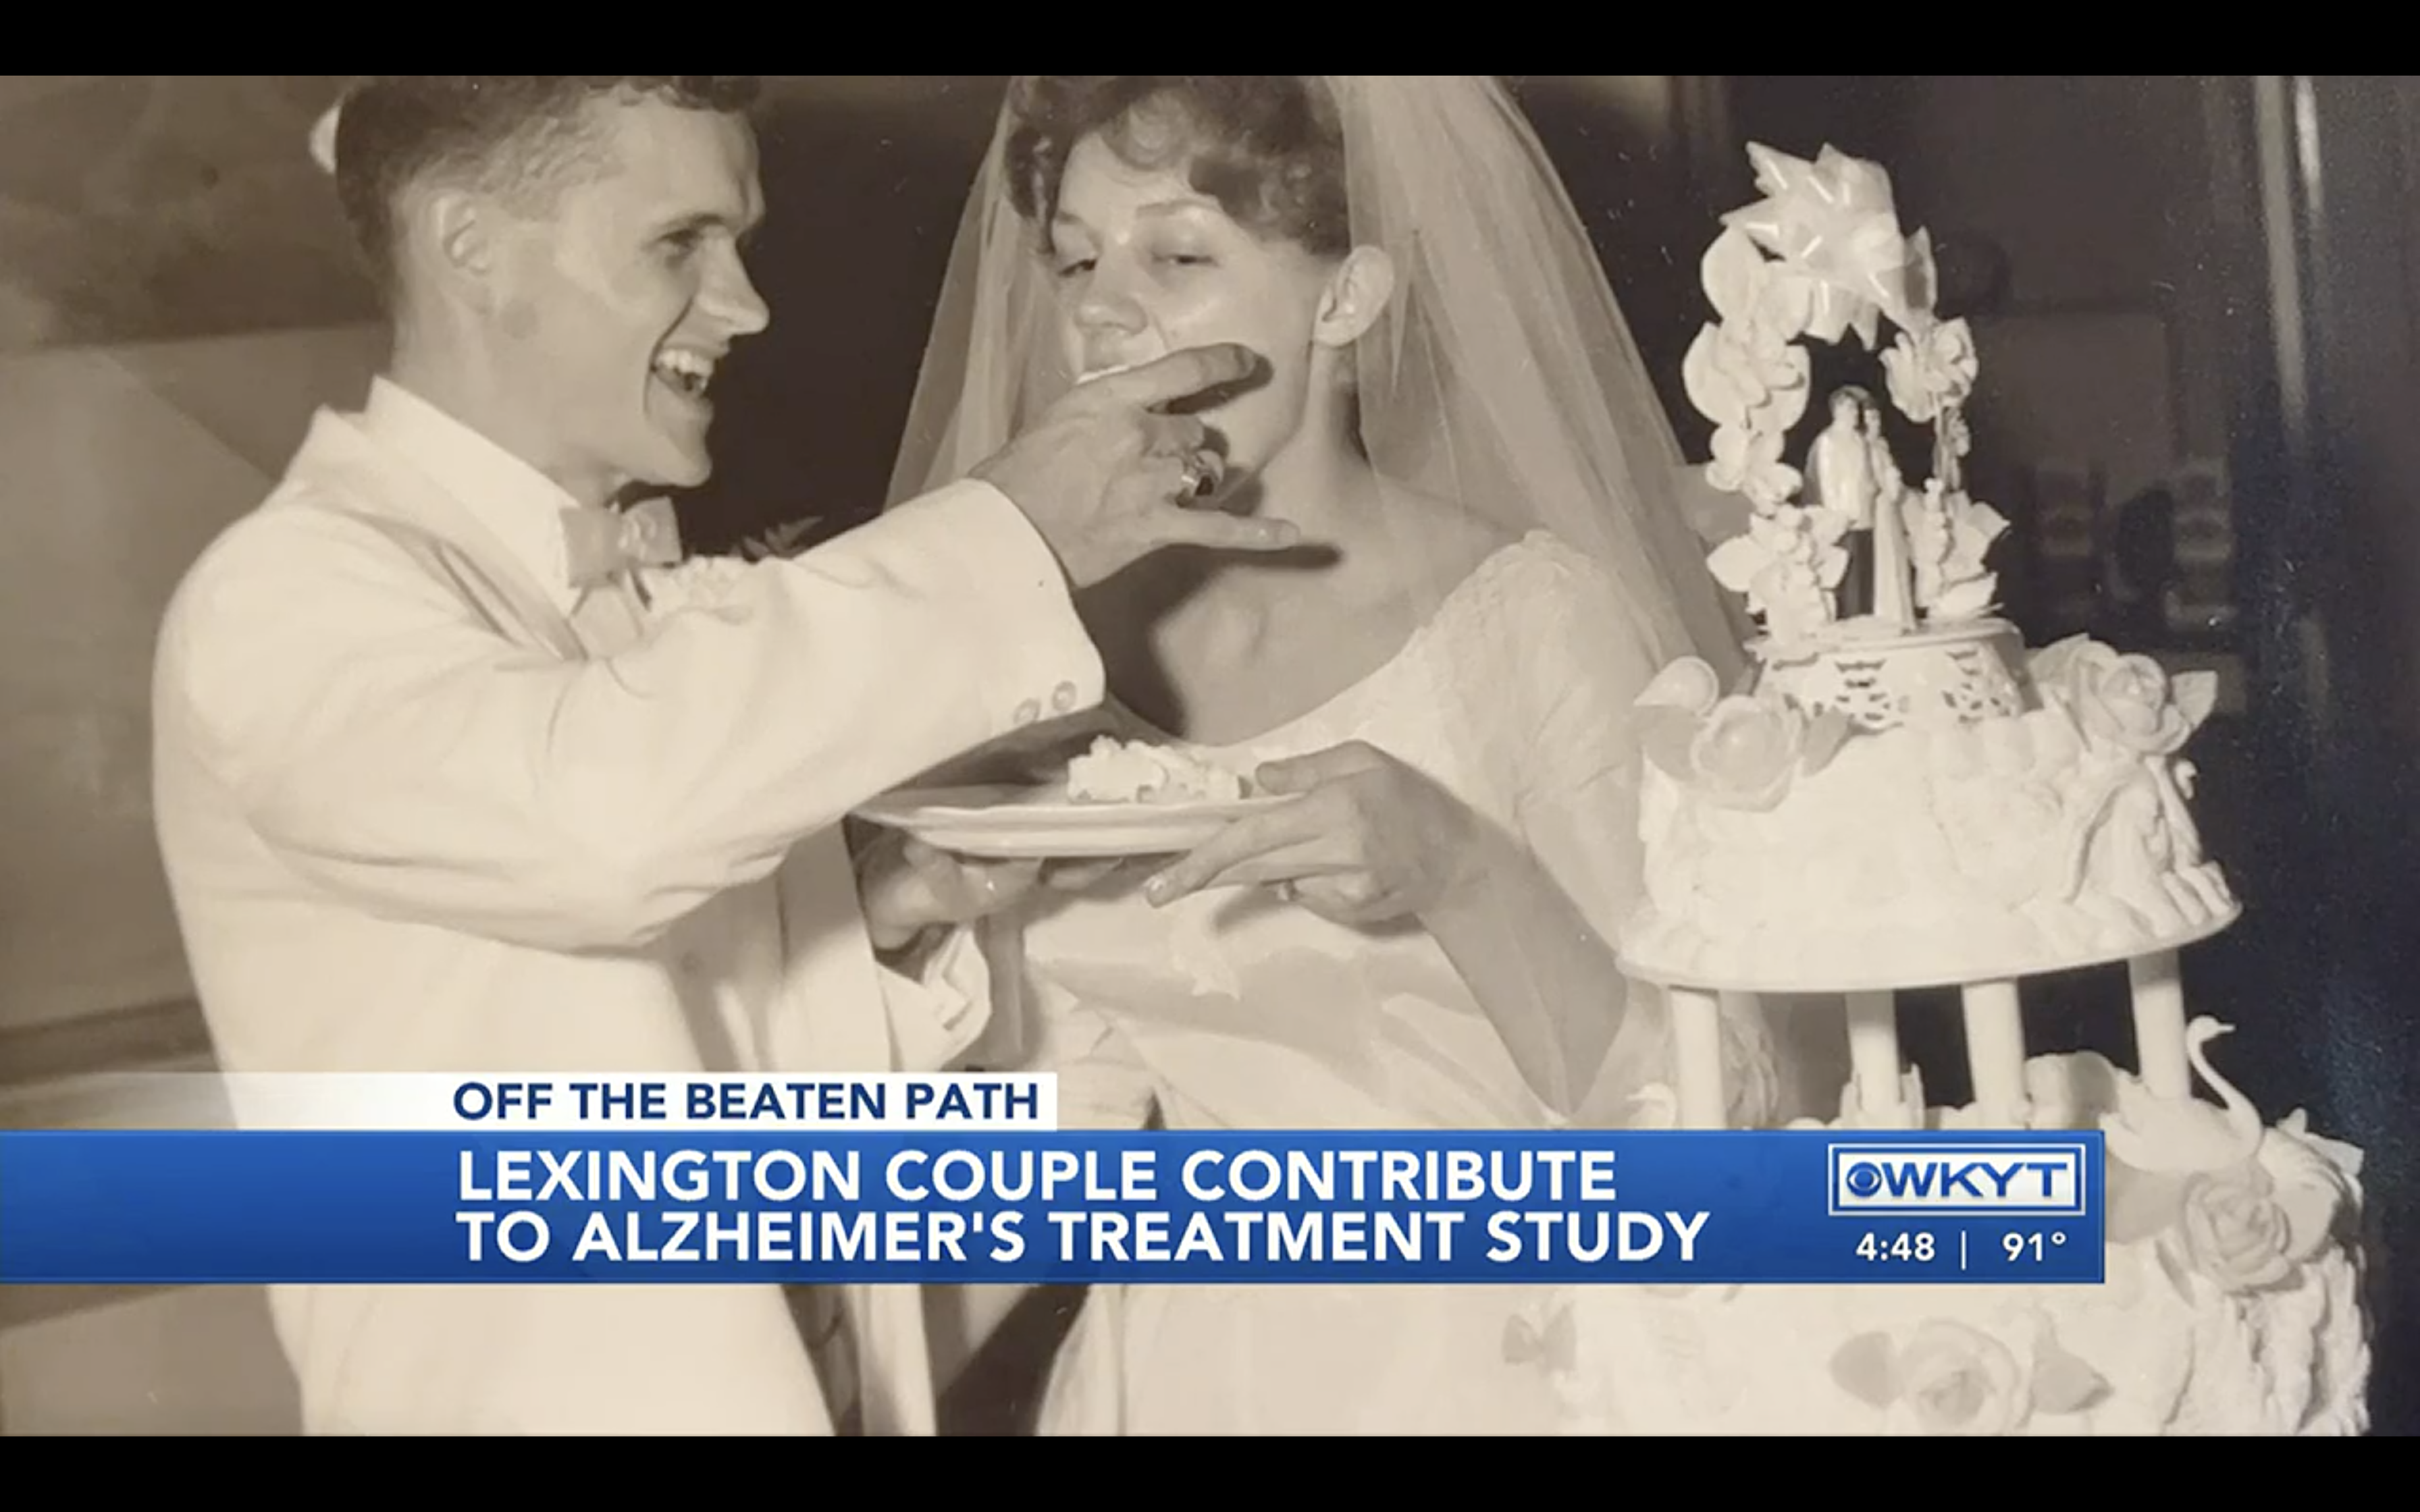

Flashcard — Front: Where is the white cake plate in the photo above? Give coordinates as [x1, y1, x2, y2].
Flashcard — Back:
[854, 783, 1289, 859]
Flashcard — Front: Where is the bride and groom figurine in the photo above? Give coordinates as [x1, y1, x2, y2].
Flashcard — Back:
[1810, 385, 1919, 631]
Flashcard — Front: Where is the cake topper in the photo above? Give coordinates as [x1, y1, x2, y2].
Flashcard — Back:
[1688, 144, 2008, 651]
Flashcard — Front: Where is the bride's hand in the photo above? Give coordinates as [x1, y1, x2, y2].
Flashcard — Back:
[1140, 742, 1483, 925]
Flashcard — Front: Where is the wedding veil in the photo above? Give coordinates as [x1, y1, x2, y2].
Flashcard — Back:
[885, 74, 1744, 676]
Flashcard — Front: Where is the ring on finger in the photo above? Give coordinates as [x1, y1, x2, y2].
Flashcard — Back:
[1178, 452, 1220, 499]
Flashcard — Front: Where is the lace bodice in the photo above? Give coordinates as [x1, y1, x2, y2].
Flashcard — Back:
[1010, 531, 1783, 1134]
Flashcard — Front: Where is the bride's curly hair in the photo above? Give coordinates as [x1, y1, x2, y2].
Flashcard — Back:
[1001, 76, 1351, 259]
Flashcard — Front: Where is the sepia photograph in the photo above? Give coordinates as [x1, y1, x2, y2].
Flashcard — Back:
[0, 74, 2410, 1438]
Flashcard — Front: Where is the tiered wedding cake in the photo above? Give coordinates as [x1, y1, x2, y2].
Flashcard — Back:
[1552, 144, 2372, 1434]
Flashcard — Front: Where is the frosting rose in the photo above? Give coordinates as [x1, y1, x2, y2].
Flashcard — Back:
[1833, 1316, 2106, 1430]
[2031, 637, 2215, 756]
[2168, 1162, 2296, 1294]
[2255, 1118, 2362, 1262]
[1639, 692, 1847, 813]
[1694, 697, 1799, 808]
[1895, 1320, 2030, 1436]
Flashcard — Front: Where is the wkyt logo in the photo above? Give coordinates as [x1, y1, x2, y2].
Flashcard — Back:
[1827, 1142, 2090, 1218]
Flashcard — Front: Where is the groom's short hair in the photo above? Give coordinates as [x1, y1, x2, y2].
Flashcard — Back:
[332, 75, 763, 306]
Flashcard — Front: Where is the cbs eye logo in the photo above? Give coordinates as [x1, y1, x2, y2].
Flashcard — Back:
[1843, 1162, 1885, 1198]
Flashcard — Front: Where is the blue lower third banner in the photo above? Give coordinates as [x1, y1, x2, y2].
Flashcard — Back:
[0, 1130, 2105, 1287]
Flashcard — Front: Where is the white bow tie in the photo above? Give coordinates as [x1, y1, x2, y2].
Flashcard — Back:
[563, 499, 683, 590]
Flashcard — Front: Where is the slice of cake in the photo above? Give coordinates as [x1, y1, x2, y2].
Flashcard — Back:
[1063, 736, 1250, 805]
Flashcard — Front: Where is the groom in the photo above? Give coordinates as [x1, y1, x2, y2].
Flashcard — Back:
[151, 75, 1282, 1437]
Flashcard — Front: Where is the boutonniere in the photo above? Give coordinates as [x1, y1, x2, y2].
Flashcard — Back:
[737, 518, 820, 561]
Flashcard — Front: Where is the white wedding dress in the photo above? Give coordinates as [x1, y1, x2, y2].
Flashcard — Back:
[1014, 531, 1785, 1436]
[886, 75, 1795, 1434]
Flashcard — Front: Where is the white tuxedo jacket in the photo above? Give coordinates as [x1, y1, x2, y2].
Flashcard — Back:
[151, 379, 1104, 1436]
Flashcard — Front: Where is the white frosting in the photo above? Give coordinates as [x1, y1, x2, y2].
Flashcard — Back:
[1537, 1027, 2371, 1436]
[1620, 634, 2234, 992]
[1547, 1235, 2367, 1436]
[1620, 634, 2237, 991]
[1063, 736, 1249, 805]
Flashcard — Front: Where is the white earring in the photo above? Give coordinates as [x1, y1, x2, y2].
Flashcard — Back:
[310, 102, 341, 176]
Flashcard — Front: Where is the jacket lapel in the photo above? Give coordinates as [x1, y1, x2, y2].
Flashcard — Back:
[285, 409, 590, 661]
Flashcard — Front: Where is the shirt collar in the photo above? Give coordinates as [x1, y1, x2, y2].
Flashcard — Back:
[357, 376, 592, 618]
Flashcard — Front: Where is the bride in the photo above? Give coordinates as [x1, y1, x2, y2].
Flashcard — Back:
[887, 75, 1793, 1435]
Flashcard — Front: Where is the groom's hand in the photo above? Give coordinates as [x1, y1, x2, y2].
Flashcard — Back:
[858, 831, 1043, 952]
[972, 344, 1300, 589]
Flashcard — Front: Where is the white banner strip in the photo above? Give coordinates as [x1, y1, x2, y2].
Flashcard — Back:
[11, 1073, 1058, 1133]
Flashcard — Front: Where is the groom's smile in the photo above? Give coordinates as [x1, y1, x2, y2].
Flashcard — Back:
[481, 94, 770, 506]
[652, 344, 720, 400]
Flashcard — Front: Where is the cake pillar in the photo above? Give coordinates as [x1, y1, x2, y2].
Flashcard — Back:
[1961, 980, 2029, 1125]
[1843, 992, 1907, 1126]
[1668, 988, 1729, 1129]
[2129, 950, 2192, 1100]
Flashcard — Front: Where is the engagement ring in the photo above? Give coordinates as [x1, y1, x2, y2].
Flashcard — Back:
[1180, 454, 1219, 499]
